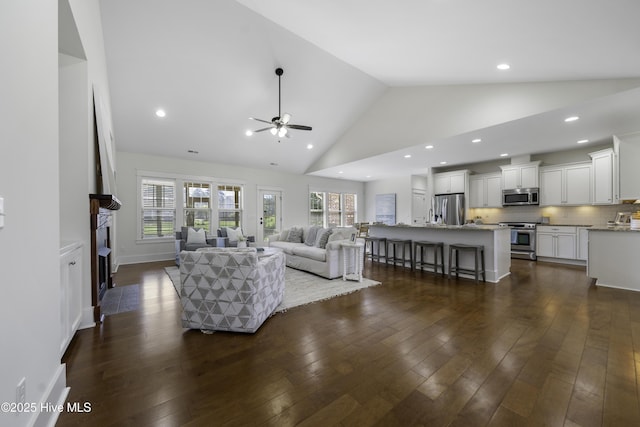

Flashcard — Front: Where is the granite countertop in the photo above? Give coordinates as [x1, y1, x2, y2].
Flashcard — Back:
[589, 225, 640, 232]
[543, 224, 594, 227]
[369, 224, 505, 231]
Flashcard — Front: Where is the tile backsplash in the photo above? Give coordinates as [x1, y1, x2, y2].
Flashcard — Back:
[469, 204, 640, 226]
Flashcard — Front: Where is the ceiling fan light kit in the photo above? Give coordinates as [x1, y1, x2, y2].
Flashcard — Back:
[248, 68, 312, 140]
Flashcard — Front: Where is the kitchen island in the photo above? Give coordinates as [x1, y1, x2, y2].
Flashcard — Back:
[368, 224, 511, 283]
[587, 226, 640, 291]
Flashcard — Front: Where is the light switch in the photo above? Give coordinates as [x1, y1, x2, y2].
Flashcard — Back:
[0, 196, 4, 229]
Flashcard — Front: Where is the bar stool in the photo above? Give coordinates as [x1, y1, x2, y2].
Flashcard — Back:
[386, 239, 413, 270]
[414, 241, 445, 275]
[448, 244, 486, 283]
[364, 237, 387, 263]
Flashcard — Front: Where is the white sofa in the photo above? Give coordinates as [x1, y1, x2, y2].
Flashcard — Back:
[268, 226, 357, 279]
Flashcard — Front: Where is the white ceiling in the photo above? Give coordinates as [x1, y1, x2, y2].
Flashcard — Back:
[98, 0, 640, 181]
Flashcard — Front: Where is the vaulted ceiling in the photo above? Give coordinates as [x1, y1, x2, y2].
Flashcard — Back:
[98, 0, 640, 181]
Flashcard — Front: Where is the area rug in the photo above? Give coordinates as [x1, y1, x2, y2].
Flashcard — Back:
[101, 284, 140, 316]
[164, 266, 381, 312]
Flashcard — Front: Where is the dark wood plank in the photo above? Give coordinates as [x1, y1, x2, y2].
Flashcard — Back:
[56, 259, 640, 426]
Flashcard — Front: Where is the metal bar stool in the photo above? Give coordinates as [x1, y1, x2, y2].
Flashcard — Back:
[448, 244, 486, 283]
[364, 237, 387, 263]
[386, 239, 413, 270]
[414, 241, 445, 275]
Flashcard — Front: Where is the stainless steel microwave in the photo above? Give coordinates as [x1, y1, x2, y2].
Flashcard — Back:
[502, 188, 539, 206]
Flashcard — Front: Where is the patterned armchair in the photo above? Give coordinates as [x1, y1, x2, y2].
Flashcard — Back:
[179, 248, 285, 333]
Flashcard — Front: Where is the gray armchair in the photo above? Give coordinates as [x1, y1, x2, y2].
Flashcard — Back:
[175, 227, 215, 252]
[179, 248, 285, 333]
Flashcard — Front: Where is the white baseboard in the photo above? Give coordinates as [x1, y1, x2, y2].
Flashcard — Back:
[30, 364, 68, 427]
[79, 306, 96, 330]
[117, 251, 174, 266]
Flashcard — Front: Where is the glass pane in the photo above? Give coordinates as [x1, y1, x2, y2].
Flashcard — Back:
[184, 209, 210, 231]
[262, 194, 277, 238]
[218, 185, 241, 209]
[219, 211, 240, 229]
[310, 192, 324, 210]
[328, 212, 340, 228]
[327, 193, 341, 211]
[142, 180, 175, 208]
[183, 181, 211, 208]
[309, 212, 324, 227]
[142, 209, 175, 238]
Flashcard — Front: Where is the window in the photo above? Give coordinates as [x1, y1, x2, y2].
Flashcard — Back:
[183, 181, 211, 231]
[327, 192, 341, 228]
[141, 178, 175, 238]
[343, 193, 356, 226]
[218, 184, 243, 229]
[309, 192, 324, 226]
[309, 191, 357, 227]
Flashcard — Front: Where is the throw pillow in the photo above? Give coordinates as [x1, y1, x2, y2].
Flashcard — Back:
[186, 227, 207, 245]
[279, 229, 290, 241]
[286, 227, 303, 243]
[304, 226, 321, 246]
[315, 228, 332, 249]
[225, 227, 243, 243]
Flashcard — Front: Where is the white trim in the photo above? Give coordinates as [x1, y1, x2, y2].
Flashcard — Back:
[30, 364, 68, 427]
[118, 251, 175, 266]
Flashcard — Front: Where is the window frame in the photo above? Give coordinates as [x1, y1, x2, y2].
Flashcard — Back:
[308, 189, 358, 227]
[136, 171, 245, 243]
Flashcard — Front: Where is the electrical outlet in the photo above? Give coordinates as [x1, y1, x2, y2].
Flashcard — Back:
[16, 377, 26, 405]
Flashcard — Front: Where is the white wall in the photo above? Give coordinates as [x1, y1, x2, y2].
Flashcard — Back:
[364, 175, 413, 225]
[115, 151, 365, 265]
[0, 2, 63, 427]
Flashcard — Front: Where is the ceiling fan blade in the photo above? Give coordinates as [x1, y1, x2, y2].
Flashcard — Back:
[253, 127, 273, 133]
[287, 124, 313, 131]
[249, 117, 273, 125]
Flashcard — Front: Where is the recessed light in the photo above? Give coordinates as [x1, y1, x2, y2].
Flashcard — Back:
[245, 130, 253, 136]
[472, 138, 482, 143]
[500, 153, 509, 157]
[338, 171, 344, 174]
[564, 116, 579, 122]
[425, 145, 434, 149]
[155, 109, 166, 118]
[497, 63, 510, 70]
[440, 161, 447, 165]
[577, 139, 589, 144]
[404, 154, 412, 158]
[366, 175, 372, 178]
[306, 144, 313, 149]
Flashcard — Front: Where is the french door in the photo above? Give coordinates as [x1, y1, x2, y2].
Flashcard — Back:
[257, 188, 282, 244]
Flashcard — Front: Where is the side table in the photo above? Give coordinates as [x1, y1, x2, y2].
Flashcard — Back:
[341, 242, 364, 282]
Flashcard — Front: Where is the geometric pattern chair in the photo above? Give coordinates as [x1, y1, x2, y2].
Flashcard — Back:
[179, 248, 285, 333]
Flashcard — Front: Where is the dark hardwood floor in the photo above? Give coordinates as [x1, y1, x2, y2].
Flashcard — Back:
[57, 258, 640, 426]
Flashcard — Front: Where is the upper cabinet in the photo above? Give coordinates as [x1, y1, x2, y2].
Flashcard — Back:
[500, 162, 540, 189]
[469, 173, 502, 208]
[589, 148, 618, 204]
[540, 162, 591, 206]
[434, 170, 469, 194]
[616, 133, 640, 200]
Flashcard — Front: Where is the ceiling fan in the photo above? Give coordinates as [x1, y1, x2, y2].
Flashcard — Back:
[248, 68, 312, 138]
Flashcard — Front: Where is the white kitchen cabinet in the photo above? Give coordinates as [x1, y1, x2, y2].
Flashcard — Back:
[577, 227, 589, 261]
[540, 163, 591, 206]
[617, 133, 640, 200]
[536, 226, 577, 260]
[469, 173, 502, 208]
[589, 148, 617, 204]
[500, 162, 540, 189]
[434, 170, 468, 194]
[60, 242, 83, 358]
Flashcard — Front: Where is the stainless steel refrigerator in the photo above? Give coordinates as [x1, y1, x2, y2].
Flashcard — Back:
[432, 193, 465, 225]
